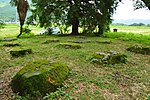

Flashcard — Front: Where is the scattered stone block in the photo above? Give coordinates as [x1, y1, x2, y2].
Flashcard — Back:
[76, 36, 87, 39]
[11, 60, 70, 96]
[1, 38, 17, 42]
[58, 43, 82, 49]
[3, 42, 20, 47]
[96, 40, 112, 44]
[91, 50, 127, 64]
[127, 45, 150, 55]
[43, 39, 60, 44]
[68, 40, 91, 43]
[10, 48, 32, 57]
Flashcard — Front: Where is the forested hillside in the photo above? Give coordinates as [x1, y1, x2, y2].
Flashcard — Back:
[0, 0, 16, 22]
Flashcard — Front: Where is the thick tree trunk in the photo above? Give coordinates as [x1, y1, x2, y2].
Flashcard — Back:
[17, 24, 23, 38]
[71, 16, 79, 35]
[98, 25, 104, 36]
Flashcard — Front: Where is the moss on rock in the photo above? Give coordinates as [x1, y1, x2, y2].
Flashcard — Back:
[91, 50, 127, 64]
[95, 40, 112, 44]
[43, 39, 60, 44]
[3, 42, 20, 47]
[68, 40, 91, 43]
[11, 60, 70, 96]
[10, 48, 32, 57]
[127, 45, 150, 55]
[58, 43, 82, 49]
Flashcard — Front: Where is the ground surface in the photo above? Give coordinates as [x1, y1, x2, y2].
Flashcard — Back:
[0, 24, 150, 100]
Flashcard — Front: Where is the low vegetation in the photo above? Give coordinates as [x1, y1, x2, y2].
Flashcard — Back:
[0, 24, 149, 99]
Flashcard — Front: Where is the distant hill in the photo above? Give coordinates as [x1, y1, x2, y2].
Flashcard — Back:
[113, 19, 150, 25]
[0, 0, 16, 21]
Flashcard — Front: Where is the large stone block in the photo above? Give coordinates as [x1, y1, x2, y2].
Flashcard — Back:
[91, 50, 127, 64]
[127, 45, 150, 55]
[11, 60, 70, 96]
[10, 48, 32, 57]
[58, 43, 82, 49]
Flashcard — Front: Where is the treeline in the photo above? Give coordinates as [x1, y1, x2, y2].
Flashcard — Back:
[113, 23, 150, 27]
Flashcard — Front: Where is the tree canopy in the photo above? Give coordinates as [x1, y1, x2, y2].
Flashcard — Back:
[10, 0, 150, 36]
[28, 0, 121, 35]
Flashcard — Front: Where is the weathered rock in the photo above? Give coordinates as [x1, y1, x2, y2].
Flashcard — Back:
[43, 39, 59, 44]
[3, 43, 20, 47]
[11, 60, 70, 96]
[127, 45, 150, 55]
[1, 38, 17, 42]
[10, 48, 32, 57]
[76, 36, 87, 39]
[58, 43, 82, 49]
[96, 40, 112, 44]
[68, 40, 91, 43]
[91, 50, 127, 64]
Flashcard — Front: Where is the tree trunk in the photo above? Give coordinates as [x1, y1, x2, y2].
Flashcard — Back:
[98, 25, 104, 36]
[71, 16, 79, 35]
[17, 24, 23, 38]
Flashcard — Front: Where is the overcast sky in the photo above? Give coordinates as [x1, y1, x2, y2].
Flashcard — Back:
[113, 0, 150, 20]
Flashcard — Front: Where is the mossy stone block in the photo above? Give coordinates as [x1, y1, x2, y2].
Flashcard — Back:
[1, 38, 18, 42]
[91, 51, 127, 64]
[10, 48, 32, 57]
[68, 40, 91, 43]
[11, 60, 70, 96]
[96, 40, 112, 44]
[3, 42, 20, 47]
[127, 45, 150, 55]
[43, 39, 59, 44]
[58, 43, 82, 49]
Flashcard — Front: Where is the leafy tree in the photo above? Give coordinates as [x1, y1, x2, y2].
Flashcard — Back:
[10, 0, 29, 38]
[29, 0, 120, 36]
[0, 22, 5, 30]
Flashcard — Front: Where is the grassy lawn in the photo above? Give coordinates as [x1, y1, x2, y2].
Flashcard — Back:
[110, 24, 150, 35]
[0, 24, 150, 100]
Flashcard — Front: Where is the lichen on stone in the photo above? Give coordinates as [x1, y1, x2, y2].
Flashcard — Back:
[127, 45, 150, 55]
[11, 60, 70, 96]
[57, 43, 82, 49]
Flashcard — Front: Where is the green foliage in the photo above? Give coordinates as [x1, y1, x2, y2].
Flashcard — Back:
[129, 23, 145, 26]
[22, 27, 31, 33]
[28, 0, 120, 35]
[0, 22, 5, 29]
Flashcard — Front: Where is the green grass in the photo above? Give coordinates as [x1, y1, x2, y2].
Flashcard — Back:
[0, 24, 150, 100]
[110, 24, 150, 34]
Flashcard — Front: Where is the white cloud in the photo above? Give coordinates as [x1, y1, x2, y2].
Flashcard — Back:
[113, 0, 150, 20]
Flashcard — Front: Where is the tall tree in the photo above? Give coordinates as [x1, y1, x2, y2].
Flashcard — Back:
[29, 0, 120, 35]
[10, 0, 29, 38]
